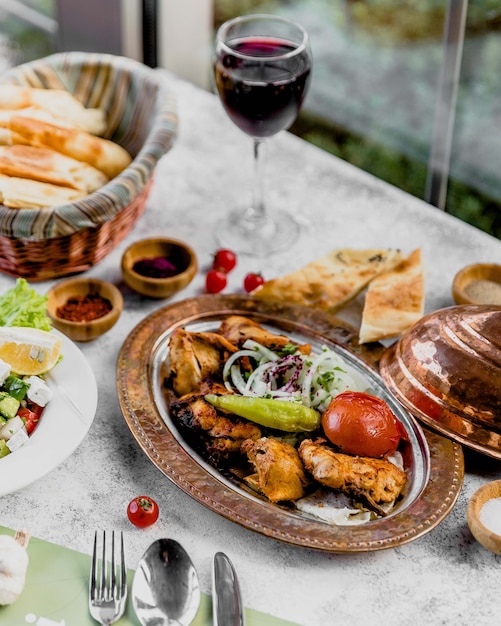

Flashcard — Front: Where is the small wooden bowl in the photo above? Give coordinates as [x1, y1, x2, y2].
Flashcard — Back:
[46, 277, 123, 342]
[467, 480, 501, 554]
[452, 263, 501, 305]
[121, 237, 197, 299]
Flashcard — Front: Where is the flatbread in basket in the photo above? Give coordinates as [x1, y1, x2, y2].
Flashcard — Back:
[0, 52, 177, 279]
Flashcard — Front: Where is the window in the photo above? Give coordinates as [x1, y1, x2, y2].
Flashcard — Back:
[0, 0, 56, 70]
[2, 0, 500, 238]
[213, 0, 501, 239]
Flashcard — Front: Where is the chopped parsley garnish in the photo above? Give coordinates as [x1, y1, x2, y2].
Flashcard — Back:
[277, 343, 298, 356]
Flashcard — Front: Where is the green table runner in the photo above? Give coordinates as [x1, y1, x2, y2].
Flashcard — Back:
[0, 527, 298, 626]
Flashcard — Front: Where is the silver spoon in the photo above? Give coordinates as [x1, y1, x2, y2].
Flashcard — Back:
[132, 538, 201, 626]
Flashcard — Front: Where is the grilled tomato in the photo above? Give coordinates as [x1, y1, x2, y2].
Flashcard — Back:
[321, 391, 407, 458]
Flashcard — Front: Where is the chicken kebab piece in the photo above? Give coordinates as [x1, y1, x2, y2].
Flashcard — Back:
[218, 315, 311, 354]
[298, 438, 408, 515]
[241, 437, 310, 503]
[169, 381, 262, 465]
[168, 327, 238, 396]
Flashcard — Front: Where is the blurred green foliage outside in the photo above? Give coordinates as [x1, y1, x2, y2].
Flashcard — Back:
[215, 0, 501, 240]
[2, 0, 500, 239]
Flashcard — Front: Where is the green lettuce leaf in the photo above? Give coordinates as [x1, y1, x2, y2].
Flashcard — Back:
[0, 278, 52, 331]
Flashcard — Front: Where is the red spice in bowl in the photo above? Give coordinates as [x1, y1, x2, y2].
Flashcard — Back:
[56, 293, 113, 322]
[47, 277, 123, 342]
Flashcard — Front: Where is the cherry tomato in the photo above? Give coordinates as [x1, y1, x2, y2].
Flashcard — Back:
[205, 269, 227, 293]
[213, 249, 237, 273]
[18, 407, 41, 435]
[127, 496, 159, 528]
[244, 272, 264, 293]
[321, 391, 407, 458]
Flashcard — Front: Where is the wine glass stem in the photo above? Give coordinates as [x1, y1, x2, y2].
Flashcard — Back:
[249, 138, 267, 226]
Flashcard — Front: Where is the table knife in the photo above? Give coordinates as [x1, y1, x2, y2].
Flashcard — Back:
[213, 551, 245, 626]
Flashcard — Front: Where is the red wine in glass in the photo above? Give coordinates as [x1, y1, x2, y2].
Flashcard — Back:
[215, 37, 311, 138]
[213, 15, 313, 256]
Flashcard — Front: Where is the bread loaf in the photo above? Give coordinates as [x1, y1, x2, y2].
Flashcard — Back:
[0, 173, 87, 209]
[7, 116, 131, 179]
[0, 85, 106, 135]
[0, 145, 108, 192]
[253, 248, 404, 312]
[358, 249, 425, 343]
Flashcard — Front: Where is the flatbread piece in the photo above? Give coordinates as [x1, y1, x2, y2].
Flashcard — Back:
[252, 248, 404, 312]
[0, 173, 86, 209]
[358, 248, 424, 344]
[0, 85, 106, 135]
[6, 116, 131, 179]
[0, 145, 108, 192]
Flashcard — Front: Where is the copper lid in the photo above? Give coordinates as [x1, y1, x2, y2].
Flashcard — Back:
[380, 305, 501, 459]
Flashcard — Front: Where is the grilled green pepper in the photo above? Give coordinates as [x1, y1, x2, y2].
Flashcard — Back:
[205, 394, 321, 432]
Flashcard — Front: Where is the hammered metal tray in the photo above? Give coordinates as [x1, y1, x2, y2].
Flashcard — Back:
[116, 295, 464, 553]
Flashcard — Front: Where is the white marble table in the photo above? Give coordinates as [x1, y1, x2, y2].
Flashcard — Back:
[2, 71, 501, 626]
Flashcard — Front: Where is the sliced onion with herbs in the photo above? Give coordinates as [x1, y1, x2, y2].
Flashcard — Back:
[244, 362, 275, 396]
[226, 364, 249, 395]
[223, 340, 368, 410]
[223, 349, 258, 390]
[242, 339, 280, 362]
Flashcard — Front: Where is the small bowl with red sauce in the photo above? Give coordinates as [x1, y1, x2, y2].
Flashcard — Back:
[121, 237, 197, 299]
[46, 277, 123, 342]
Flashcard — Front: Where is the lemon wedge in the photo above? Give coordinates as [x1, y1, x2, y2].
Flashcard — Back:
[0, 327, 62, 375]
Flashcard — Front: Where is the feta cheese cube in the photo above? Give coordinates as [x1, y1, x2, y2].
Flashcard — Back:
[0, 358, 11, 386]
[6, 428, 29, 452]
[24, 376, 53, 407]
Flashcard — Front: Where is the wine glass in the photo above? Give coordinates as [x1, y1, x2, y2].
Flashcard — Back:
[213, 14, 312, 256]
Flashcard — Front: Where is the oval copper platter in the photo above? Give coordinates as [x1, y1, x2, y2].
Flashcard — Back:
[116, 295, 464, 553]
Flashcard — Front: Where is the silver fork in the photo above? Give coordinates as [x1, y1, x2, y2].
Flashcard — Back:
[89, 530, 128, 625]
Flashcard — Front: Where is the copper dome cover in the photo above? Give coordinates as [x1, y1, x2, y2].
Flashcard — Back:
[380, 305, 501, 459]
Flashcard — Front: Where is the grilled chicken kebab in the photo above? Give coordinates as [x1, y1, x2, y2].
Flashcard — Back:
[165, 315, 408, 518]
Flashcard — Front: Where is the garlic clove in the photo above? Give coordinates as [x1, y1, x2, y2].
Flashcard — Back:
[0, 530, 30, 606]
[14, 529, 30, 549]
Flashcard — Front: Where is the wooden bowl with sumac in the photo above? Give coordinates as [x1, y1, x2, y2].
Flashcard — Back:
[121, 237, 197, 299]
[46, 277, 123, 342]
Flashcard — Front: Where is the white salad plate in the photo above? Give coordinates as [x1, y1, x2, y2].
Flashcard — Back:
[0, 330, 98, 496]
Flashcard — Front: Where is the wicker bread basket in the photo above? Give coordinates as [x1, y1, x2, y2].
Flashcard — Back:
[0, 52, 177, 281]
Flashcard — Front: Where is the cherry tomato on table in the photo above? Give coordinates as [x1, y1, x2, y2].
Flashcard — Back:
[127, 496, 160, 528]
[321, 391, 408, 458]
[213, 249, 237, 273]
[244, 272, 264, 293]
[206, 269, 227, 294]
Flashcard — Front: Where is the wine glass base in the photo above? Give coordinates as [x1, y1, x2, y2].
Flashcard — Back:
[215, 209, 301, 256]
